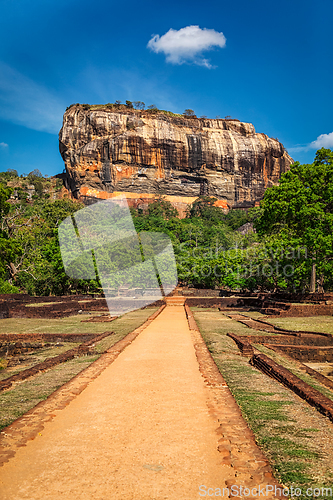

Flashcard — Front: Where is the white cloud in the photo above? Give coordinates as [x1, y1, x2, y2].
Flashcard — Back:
[289, 132, 333, 154]
[147, 25, 226, 68]
[309, 132, 333, 149]
[0, 62, 66, 134]
[0, 142, 8, 148]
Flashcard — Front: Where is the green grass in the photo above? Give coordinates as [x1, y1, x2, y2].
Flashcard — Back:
[0, 313, 112, 335]
[267, 315, 333, 335]
[190, 307, 275, 337]
[0, 308, 157, 335]
[0, 356, 98, 430]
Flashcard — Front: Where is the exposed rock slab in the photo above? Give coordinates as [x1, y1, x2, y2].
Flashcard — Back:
[59, 105, 293, 208]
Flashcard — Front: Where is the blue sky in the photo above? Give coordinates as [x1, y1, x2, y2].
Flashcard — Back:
[0, 0, 332, 176]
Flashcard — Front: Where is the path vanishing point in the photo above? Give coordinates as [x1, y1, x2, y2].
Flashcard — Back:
[0, 303, 282, 499]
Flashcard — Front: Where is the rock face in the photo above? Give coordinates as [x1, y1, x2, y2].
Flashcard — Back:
[59, 105, 293, 209]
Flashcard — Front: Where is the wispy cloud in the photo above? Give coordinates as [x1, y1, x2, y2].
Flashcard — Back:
[288, 132, 333, 154]
[0, 142, 8, 148]
[147, 25, 226, 68]
[0, 62, 65, 134]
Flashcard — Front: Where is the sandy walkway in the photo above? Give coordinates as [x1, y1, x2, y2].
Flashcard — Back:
[0, 306, 228, 499]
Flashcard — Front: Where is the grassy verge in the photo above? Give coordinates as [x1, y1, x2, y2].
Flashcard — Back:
[239, 312, 333, 336]
[191, 307, 333, 495]
[0, 307, 157, 431]
[265, 316, 333, 335]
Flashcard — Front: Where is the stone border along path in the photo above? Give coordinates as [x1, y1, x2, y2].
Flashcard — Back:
[0, 303, 283, 500]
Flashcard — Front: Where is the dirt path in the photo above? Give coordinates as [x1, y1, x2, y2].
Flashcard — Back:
[0, 306, 231, 500]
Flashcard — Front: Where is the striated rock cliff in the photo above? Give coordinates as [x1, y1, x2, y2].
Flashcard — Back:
[58, 105, 293, 211]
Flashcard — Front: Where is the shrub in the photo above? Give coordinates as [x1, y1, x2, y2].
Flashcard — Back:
[0, 279, 20, 294]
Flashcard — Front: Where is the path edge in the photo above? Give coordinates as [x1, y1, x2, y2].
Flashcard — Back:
[184, 304, 285, 499]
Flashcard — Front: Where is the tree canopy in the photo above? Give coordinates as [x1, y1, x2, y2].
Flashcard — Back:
[1, 151, 333, 295]
[255, 148, 333, 291]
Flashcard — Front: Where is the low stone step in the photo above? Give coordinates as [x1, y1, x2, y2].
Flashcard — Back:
[165, 297, 186, 306]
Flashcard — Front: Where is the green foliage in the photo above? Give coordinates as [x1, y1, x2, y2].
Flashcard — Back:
[65, 103, 79, 111]
[156, 109, 182, 117]
[0, 184, 12, 220]
[224, 208, 249, 229]
[28, 169, 43, 180]
[0, 184, 22, 280]
[0, 279, 20, 294]
[0, 149, 332, 295]
[256, 148, 333, 291]
[146, 197, 178, 220]
[0, 169, 18, 182]
[0, 185, 101, 295]
[187, 196, 223, 221]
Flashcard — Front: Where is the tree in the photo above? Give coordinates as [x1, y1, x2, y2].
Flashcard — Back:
[188, 196, 224, 222]
[255, 148, 333, 292]
[147, 197, 178, 220]
[28, 169, 43, 179]
[0, 184, 22, 280]
[224, 209, 249, 230]
[125, 100, 133, 109]
[133, 101, 145, 110]
[183, 109, 196, 118]
[147, 105, 159, 112]
[2, 197, 88, 295]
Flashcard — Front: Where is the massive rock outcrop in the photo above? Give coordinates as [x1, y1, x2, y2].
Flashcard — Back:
[58, 105, 293, 212]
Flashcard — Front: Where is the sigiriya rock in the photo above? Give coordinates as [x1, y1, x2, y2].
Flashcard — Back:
[58, 104, 293, 213]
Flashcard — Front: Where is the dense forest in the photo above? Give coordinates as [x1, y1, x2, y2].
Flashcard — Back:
[0, 148, 332, 296]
